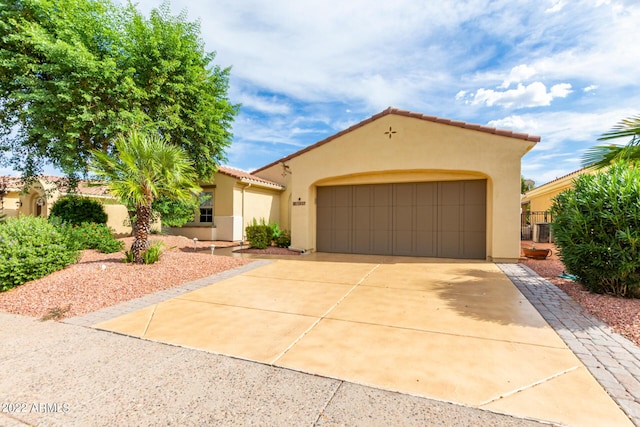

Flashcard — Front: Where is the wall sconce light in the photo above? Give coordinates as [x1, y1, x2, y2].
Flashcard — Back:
[16, 200, 22, 208]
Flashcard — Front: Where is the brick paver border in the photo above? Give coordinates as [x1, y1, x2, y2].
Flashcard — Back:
[499, 263, 640, 426]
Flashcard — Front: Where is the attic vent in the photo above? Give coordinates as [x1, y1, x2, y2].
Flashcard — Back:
[384, 126, 397, 139]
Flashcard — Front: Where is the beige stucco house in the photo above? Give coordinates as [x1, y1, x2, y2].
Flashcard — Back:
[182, 108, 539, 262]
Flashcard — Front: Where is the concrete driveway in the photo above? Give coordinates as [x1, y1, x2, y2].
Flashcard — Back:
[95, 254, 631, 426]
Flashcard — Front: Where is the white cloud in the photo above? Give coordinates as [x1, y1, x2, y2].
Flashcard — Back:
[469, 82, 572, 109]
[545, 1, 565, 13]
[236, 94, 291, 115]
[488, 115, 539, 132]
[500, 64, 537, 89]
[583, 85, 598, 92]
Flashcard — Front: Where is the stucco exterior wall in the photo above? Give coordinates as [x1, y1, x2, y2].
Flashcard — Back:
[103, 204, 134, 237]
[523, 168, 595, 213]
[242, 186, 281, 230]
[256, 113, 535, 261]
[1, 192, 21, 218]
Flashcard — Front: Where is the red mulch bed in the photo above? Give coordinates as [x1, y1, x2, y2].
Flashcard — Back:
[520, 241, 640, 346]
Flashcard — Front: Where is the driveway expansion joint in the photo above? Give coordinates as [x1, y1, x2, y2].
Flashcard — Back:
[499, 263, 640, 426]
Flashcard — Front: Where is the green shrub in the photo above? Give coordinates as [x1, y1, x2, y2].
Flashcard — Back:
[65, 222, 124, 254]
[0, 216, 79, 291]
[245, 224, 271, 249]
[275, 230, 291, 248]
[50, 196, 108, 225]
[551, 164, 640, 297]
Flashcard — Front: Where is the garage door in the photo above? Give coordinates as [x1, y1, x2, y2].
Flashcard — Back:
[316, 180, 486, 259]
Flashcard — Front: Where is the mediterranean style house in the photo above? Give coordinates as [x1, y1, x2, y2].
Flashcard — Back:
[171, 107, 539, 262]
[1, 108, 539, 261]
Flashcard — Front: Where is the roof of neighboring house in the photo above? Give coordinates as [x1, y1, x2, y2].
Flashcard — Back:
[522, 167, 594, 202]
[217, 166, 284, 190]
[0, 175, 112, 198]
[253, 107, 541, 174]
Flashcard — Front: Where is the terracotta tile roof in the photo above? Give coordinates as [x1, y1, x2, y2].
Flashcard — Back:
[0, 175, 112, 197]
[217, 166, 284, 189]
[0, 176, 24, 191]
[253, 107, 541, 174]
[525, 167, 593, 194]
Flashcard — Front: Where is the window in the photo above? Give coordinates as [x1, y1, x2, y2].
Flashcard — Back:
[199, 192, 213, 223]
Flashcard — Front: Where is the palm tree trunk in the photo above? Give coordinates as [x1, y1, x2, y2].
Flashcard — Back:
[131, 204, 152, 264]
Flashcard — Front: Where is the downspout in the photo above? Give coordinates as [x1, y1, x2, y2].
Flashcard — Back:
[241, 182, 252, 242]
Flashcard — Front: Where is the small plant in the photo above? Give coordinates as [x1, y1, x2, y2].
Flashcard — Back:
[50, 196, 108, 225]
[0, 216, 79, 291]
[275, 230, 291, 248]
[143, 241, 165, 264]
[123, 241, 165, 264]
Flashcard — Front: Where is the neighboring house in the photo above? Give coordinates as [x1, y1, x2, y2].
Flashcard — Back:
[520, 167, 596, 241]
[178, 107, 538, 262]
[0, 176, 132, 236]
[521, 167, 594, 213]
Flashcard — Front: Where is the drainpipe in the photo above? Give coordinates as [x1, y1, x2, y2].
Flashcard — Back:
[241, 182, 252, 242]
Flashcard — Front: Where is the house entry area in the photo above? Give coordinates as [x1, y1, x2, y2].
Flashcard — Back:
[316, 180, 486, 259]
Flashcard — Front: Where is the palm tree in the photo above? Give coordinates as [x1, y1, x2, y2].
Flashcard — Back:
[91, 130, 201, 263]
[582, 115, 640, 168]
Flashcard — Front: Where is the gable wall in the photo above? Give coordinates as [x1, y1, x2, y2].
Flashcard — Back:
[256, 114, 535, 260]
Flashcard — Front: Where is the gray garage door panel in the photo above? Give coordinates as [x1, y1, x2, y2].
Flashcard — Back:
[316, 180, 486, 259]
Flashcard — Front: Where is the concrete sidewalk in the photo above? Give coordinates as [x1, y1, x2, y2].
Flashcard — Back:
[1, 312, 545, 426]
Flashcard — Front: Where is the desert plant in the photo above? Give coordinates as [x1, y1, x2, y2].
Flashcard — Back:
[65, 222, 124, 254]
[143, 241, 165, 264]
[91, 130, 201, 264]
[0, 216, 79, 291]
[50, 196, 108, 225]
[123, 241, 165, 264]
[551, 164, 640, 297]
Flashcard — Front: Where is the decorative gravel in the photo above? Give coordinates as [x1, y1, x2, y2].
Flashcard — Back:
[0, 235, 253, 320]
[521, 243, 640, 347]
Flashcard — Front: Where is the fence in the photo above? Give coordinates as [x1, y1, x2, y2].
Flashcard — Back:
[521, 210, 553, 241]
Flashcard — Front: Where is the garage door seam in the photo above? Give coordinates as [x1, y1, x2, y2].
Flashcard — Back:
[269, 264, 382, 365]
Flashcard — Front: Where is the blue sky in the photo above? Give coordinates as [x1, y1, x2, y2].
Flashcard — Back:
[5, 0, 639, 187]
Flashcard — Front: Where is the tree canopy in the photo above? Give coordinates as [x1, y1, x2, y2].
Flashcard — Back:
[0, 0, 238, 180]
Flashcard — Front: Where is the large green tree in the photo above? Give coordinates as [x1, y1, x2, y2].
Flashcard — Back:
[0, 0, 237, 180]
[582, 115, 640, 168]
[91, 130, 201, 264]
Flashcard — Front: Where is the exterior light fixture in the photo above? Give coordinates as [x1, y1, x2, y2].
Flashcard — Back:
[193, 237, 198, 251]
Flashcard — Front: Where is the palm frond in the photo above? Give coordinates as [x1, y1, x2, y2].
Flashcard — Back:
[598, 115, 640, 143]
